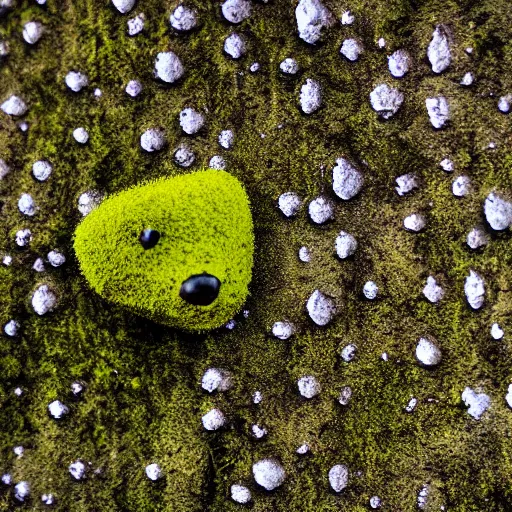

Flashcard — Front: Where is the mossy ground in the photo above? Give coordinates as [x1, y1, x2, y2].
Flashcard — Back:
[1, 0, 512, 510]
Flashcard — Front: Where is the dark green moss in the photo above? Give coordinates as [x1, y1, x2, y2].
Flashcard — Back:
[1, 0, 512, 510]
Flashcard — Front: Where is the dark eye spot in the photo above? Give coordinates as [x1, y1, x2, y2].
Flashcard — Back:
[139, 229, 160, 250]
[180, 273, 221, 306]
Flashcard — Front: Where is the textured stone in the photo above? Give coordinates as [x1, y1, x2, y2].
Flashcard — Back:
[404, 213, 426, 232]
[179, 108, 205, 135]
[140, 128, 165, 152]
[416, 337, 442, 366]
[201, 368, 232, 393]
[423, 276, 444, 303]
[300, 78, 322, 114]
[388, 49, 411, 77]
[48, 400, 69, 419]
[32, 285, 57, 315]
[278, 192, 301, 217]
[221, 0, 251, 24]
[308, 196, 333, 224]
[295, 0, 334, 44]
[112, 0, 135, 14]
[461, 387, 490, 419]
[328, 464, 348, 492]
[395, 173, 418, 195]
[154, 52, 184, 83]
[464, 270, 485, 310]
[202, 408, 226, 430]
[224, 33, 246, 59]
[272, 321, 295, 340]
[280, 57, 299, 74]
[170, 5, 196, 31]
[306, 289, 336, 326]
[65, 71, 88, 92]
[145, 463, 162, 481]
[370, 83, 404, 119]
[252, 459, 285, 490]
[332, 157, 363, 200]
[484, 192, 512, 230]
[427, 25, 451, 73]
[23, 21, 43, 44]
[340, 38, 363, 61]
[1, 95, 27, 116]
[335, 231, 357, 259]
[297, 375, 321, 398]
[231, 484, 251, 504]
[426, 97, 450, 128]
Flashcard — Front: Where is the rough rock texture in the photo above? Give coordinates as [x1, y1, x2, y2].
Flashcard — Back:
[2, 1, 512, 511]
[388, 49, 411, 78]
[369, 83, 404, 119]
[426, 96, 450, 128]
[295, 0, 334, 44]
[415, 337, 442, 366]
[299, 78, 322, 114]
[484, 192, 512, 230]
[427, 25, 451, 73]
[332, 157, 363, 200]
[461, 387, 491, 420]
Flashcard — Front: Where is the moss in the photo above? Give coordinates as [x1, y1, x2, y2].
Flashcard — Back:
[1, 0, 512, 511]
[74, 169, 254, 331]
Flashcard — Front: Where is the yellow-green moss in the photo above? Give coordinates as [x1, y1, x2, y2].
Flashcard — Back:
[74, 169, 254, 331]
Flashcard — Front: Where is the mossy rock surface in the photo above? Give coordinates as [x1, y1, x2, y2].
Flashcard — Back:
[74, 169, 254, 331]
[1, 0, 512, 511]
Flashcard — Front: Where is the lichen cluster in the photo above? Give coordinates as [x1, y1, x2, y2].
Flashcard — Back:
[1, 0, 512, 511]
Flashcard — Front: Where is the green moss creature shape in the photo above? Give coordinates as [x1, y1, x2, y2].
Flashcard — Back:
[74, 169, 254, 330]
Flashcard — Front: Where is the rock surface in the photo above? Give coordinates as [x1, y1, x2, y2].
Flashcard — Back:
[427, 25, 451, 73]
[253, 459, 286, 490]
[332, 158, 363, 200]
[306, 290, 336, 326]
[295, 0, 334, 44]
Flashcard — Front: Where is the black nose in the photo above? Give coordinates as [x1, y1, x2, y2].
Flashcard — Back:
[139, 229, 160, 250]
[180, 273, 221, 306]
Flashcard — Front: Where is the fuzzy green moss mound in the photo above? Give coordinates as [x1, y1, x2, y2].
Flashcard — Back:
[74, 169, 254, 330]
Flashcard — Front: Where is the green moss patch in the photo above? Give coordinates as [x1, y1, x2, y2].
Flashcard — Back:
[74, 169, 254, 330]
